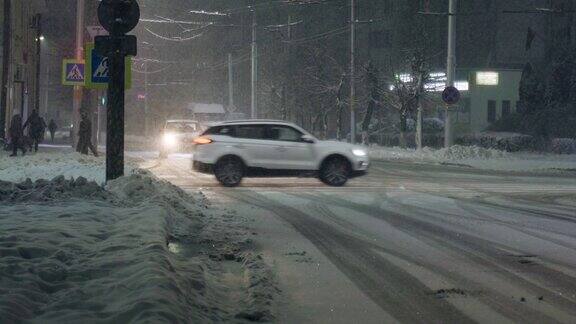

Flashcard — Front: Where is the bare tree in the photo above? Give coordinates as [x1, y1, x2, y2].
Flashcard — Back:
[359, 62, 382, 145]
[383, 51, 430, 148]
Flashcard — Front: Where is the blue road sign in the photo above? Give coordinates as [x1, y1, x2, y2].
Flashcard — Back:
[62, 60, 85, 86]
[92, 53, 109, 84]
[442, 86, 461, 106]
[85, 43, 131, 89]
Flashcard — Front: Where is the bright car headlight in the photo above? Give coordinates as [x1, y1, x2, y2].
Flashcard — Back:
[352, 149, 367, 157]
[163, 133, 177, 147]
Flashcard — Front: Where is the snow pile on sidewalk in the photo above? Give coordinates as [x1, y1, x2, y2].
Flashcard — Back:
[0, 150, 134, 185]
[0, 171, 277, 323]
[370, 145, 576, 171]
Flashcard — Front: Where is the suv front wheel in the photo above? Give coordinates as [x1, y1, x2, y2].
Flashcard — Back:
[214, 156, 244, 187]
[319, 156, 350, 187]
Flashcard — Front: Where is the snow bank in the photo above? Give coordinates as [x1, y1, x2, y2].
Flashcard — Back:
[0, 171, 277, 322]
[0, 150, 135, 185]
[370, 145, 576, 172]
[370, 145, 506, 162]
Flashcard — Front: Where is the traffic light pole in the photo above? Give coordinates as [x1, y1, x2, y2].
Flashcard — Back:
[96, 0, 139, 182]
[106, 45, 126, 181]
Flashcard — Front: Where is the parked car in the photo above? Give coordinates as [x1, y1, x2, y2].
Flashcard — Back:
[192, 120, 369, 187]
[159, 119, 201, 158]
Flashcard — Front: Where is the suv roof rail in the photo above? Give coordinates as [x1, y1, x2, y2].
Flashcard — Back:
[220, 119, 291, 124]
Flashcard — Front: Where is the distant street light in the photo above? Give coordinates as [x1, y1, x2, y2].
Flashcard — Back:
[39, 35, 45, 41]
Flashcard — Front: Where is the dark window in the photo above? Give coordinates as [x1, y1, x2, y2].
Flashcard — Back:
[234, 125, 267, 139]
[502, 100, 511, 117]
[203, 125, 234, 136]
[267, 125, 303, 142]
[516, 101, 522, 113]
[368, 30, 390, 49]
[487, 100, 496, 122]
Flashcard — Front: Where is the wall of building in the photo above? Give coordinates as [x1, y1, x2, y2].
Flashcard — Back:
[0, 0, 46, 137]
[469, 70, 522, 133]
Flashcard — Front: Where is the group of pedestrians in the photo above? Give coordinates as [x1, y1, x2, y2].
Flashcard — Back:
[7, 110, 58, 157]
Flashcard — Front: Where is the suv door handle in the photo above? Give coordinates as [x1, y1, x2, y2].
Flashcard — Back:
[275, 146, 287, 152]
[234, 144, 246, 149]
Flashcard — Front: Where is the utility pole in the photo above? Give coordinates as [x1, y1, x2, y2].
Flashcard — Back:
[350, 0, 356, 144]
[228, 53, 234, 112]
[0, 0, 11, 139]
[144, 60, 149, 136]
[283, 14, 292, 121]
[416, 74, 424, 151]
[44, 56, 50, 116]
[35, 14, 42, 113]
[444, 0, 456, 148]
[251, 11, 257, 119]
[72, 0, 85, 147]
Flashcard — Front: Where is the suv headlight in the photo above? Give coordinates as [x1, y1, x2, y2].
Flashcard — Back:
[352, 149, 367, 157]
[163, 133, 178, 147]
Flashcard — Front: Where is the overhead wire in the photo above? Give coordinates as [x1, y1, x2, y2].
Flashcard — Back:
[143, 26, 206, 42]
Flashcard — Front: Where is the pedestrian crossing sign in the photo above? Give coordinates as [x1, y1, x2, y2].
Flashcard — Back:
[85, 43, 132, 89]
[62, 60, 85, 86]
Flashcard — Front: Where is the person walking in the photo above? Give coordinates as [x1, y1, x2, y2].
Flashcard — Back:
[39, 116, 47, 142]
[23, 109, 45, 152]
[8, 114, 26, 157]
[76, 113, 98, 156]
[48, 119, 58, 143]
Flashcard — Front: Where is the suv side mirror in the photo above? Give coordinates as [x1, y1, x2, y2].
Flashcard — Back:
[301, 135, 316, 144]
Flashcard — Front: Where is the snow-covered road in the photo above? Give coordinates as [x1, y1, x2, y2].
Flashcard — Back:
[150, 155, 576, 323]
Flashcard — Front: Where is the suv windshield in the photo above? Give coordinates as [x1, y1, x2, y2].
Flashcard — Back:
[165, 122, 197, 133]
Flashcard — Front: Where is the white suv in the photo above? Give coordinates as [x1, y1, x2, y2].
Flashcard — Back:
[192, 120, 369, 187]
[159, 120, 201, 158]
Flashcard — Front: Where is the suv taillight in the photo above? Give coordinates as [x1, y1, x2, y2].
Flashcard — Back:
[193, 137, 213, 145]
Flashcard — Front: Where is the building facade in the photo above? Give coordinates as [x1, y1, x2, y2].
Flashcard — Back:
[0, 0, 46, 139]
[455, 69, 523, 133]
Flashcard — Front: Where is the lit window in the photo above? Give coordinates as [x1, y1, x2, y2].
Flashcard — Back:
[476, 72, 499, 85]
[455, 81, 469, 91]
[396, 73, 413, 83]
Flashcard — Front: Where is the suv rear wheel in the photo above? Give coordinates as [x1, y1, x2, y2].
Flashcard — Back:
[214, 156, 244, 187]
[319, 156, 350, 187]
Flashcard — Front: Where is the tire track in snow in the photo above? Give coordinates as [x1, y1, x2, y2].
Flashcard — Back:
[300, 191, 576, 323]
[222, 189, 476, 323]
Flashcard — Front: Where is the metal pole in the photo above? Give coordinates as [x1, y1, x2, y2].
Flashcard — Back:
[35, 14, 42, 112]
[44, 57, 50, 116]
[228, 53, 234, 111]
[73, 0, 85, 147]
[0, 0, 11, 139]
[144, 60, 149, 136]
[350, 0, 356, 144]
[106, 42, 126, 181]
[416, 78, 423, 151]
[251, 11, 257, 119]
[96, 90, 101, 146]
[444, 0, 456, 148]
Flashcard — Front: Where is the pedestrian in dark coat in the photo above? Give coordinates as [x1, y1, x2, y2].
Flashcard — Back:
[48, 119, 58, 143]
[9, 114, 26, 157]
[39, 117, 47, 142]
[23, 109, 45, 152]
[76, 113, 98, 156]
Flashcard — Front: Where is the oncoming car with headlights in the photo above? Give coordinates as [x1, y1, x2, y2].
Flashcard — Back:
[159, 120, 201, 158]
[192, 120, 369, 187]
